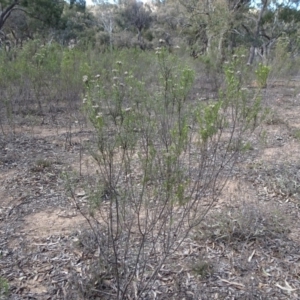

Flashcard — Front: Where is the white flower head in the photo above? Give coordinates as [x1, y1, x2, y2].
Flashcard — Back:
[116, 61, 123, 65]
[82, 75, 88, 83]
[95, 74, 101, 79]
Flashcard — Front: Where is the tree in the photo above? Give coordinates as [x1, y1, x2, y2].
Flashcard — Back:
[154, 0, 187, 49]
[55, 1, 95, 46]
[180, 0, 249, 61]
[117, 0, 152, 44]
[239, 0, 300, 64]
[70, 0, 86, 12]
[0, 0, 89, 47]
[0, 0, 85, 32]
[2, 8, 31, 48]
[93, 1, 117, 51]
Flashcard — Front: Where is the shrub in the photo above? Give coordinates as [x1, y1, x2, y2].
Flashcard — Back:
[255, 63, 271, 88]
[64, 49, 266, 299]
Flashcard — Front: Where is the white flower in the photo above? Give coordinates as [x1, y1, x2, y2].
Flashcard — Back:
[113, 77, 119, 81]
[83, 98, 87, 104]
[116, 61, 122, 65]
[95, 74, 100, 79]
[82, 75, 88, 83]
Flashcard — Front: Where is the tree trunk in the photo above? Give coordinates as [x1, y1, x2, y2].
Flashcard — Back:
[0, 1, 18, 31]
[247, 45, 256, 65]
[247, 0, 268, 65]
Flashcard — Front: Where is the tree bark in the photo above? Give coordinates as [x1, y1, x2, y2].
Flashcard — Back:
[247, 0, 268, 65]
[0, 1, 19, 31]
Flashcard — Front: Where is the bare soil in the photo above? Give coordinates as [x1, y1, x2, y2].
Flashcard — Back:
[1, 81, 300, 299]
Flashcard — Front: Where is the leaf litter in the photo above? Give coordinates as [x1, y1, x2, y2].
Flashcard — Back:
[0, 83, 300, 299]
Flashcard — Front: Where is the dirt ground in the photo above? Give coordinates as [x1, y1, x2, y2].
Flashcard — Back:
[1, 81, 300, 299]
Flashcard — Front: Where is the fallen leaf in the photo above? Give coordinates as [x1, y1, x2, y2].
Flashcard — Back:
[220, 278, 245, 289]
[248, 250, 255, 262]
[275, 281, 297, 292]
[262, 268, 271, 277]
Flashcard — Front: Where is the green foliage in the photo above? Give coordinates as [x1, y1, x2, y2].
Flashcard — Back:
[58, 3, 95, 45]
[270, 36, 297, 78]
[116, 1, 152, 39]
[0, 0, 65, 29]
[196, 101, 222, 143]
[78, 47, 265, 297]
[0, 275, 8, 299]
[278, 6, 300, 23]
[0, 41, 94, 130]
[70, 0, 86, 12]
[221, 55, 265, 133]
[0, 0, 90, 47]
[255, 63, 270, 89]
